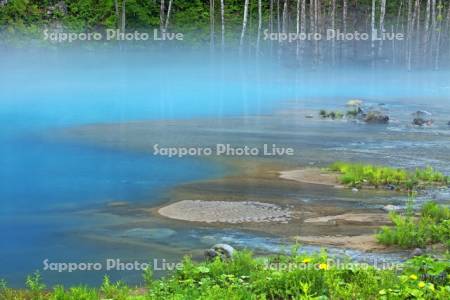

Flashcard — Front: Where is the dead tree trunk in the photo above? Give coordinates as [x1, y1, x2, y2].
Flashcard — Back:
[210, 0, 215, 52]
[257, 0, 262, 56]
[160, 0, 165, 31]
[220, 0, 225, 51]
[371, 0, 376, 64]
[378, 0, 386, 57]
[239, 0, 250, 55]
[164, 0, 173, 30]
[331, 0, 336, 65]
[121, 0, 127, 33]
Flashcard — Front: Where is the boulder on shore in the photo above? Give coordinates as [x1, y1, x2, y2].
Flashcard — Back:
[204, 244, 235, 260]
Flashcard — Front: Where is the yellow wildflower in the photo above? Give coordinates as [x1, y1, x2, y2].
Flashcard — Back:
[303, 258, 311, 264]
[418, 281, 426, 288]
[318, 263, 328, 270]
[409, 274, 418, 280]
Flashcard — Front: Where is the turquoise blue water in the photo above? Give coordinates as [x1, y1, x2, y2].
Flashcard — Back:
[0, 50, 449, 287]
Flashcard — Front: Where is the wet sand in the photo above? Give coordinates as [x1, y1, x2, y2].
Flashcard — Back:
[279, 168, 343, 188]
[158, 200, 291, 224]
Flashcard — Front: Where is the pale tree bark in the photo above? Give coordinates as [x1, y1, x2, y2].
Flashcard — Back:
[395, 1, 403, 65]
[408, 0, 419, 69]
[431, 0, 437, 66]
[164, 0, 173, 30]
[371, 0, 376, 63]
[300, 0, 306, 34]
[160, 0, 165, 31]
[300, 0, 306, 59]
[331, 0, 336, 65]
[210, 0, 215, 51]
[257, 0, 262, 55]
[277, 0, 281, 33]
[239, 0, 250, 54]
[434, 0, 442, 70]
[270, 0, 274, 54]
[296, 0, 300, 60]
[314, 0, 320, 65]
[282, 0, 289, 34]
[121, 0, 127, 33]
[378, 0, 386, 57]
[310, 0, 314, 35]
[407, 0, 412, 69]
[424, 0, 431, 56]
[220, 0, 225, 51]
[343, 0, 348, 34]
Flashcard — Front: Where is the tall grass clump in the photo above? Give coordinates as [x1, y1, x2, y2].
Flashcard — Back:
[377, 201, 450, 249]
[329, 162, 449, 189]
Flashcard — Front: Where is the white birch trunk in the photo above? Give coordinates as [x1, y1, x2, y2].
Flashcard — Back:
[121, 0, 127, 33]
[210, 0, 215, 51]
[282, 0, 289, 34]
[434, 0, 442, 70]
[331, 0, 336, 65]
[239, 0, 250, 54]
[296, 0, 300, 59]
[371, 0, 376, 63]
[220, 0, 225, 51]
[378, 0, 386, 57]
[160, 0, 165, 31]
[164, 0, 173, 30]
[257, 0, 262, 56]
[343, 0, 348, 34]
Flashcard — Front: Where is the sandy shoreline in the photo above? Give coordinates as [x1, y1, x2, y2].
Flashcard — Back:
[158, 200, 292, 224]
[279, 168, 343, 188]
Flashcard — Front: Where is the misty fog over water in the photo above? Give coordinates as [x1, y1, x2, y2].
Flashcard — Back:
[0, 49, 449, 286]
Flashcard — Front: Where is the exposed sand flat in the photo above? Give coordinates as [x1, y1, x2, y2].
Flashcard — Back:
[279, 168, 342, 187]
[293, 235, 389, 252]
[304, 213, 392, 226]
[158, 200, 292, 224]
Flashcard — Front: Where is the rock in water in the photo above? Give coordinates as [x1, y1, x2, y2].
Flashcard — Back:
[409, 248, 425, 258]
[412, 111, 433, 126]
[363, 111, 389, 124]
[204, 244, 235, 261]
[382, 204, 402, 212]
[413, 118, 433, 126]
[447, 121, 450, 126]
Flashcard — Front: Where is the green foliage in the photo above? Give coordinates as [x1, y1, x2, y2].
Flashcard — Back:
[100, 275, 129, 300]
[26, 271, 46, 299]
[2, 251, 450, 299]
[329, 161, 449, 189]
[318, 110, 344, 120]
[377, 201, 450, 249]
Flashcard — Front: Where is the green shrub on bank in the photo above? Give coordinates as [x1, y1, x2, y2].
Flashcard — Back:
[329, 162, 449, 189]
[1, 250, 450, 299]
[378, 201, 450, 249]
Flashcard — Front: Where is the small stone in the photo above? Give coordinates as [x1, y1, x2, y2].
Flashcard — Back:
[305, 114, 314, 119]
[385, 184, 396, 191]
[409, 248, 425, 258]
[382, 204, 402, 212]
[352, 188, 359, 192]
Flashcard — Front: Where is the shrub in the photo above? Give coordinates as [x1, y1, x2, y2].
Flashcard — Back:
[329, 161, 449, 189]
[377, 201, 450, 249]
